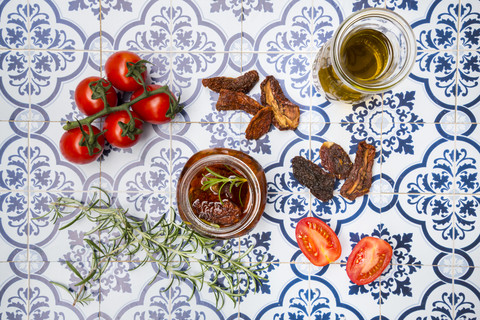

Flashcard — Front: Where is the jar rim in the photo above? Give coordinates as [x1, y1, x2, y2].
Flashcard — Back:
[331, 8, 417, 93]
[177, 152, 262, 238]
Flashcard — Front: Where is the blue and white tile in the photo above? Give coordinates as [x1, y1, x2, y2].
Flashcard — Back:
[28, 0, 91, 51]
[457, 51, 480, 111]
[453, 194, 480, 265]
[241, 262, 310, 320]
[452, 268, 480, 319]
[113, 190, 172, 226]
[109, 266, 172, 319]
[411, 0, 460, 52]
[243, 0, 302, 51]
[456, 125, 480, 195]
[383, 124, 455, 193]
[0, 191, 29, 262]
[458, 0, 480, 51]
[29, 50, 89, 113]
[384, 266, 454, 319]
[176, 0, 241, 46]
[317, 262, 382, 320]
[387, 74, 449, 125]
[167, 262, 239, 319]
[174, 52, 237, 123]
[0, 1, 30, 50]
[32, 51, 101, 122]
[38, 261, 100, 318]
[31, 191, 101, 263]
[0, 50, 31, 111]
[379, 197, 447, 266]
[317, 93, 383, 125]
[0, 262, 29, 319]
[100, 1, 160, 52]
[395, 192, 456, 252]
[410, 50, 458, 109]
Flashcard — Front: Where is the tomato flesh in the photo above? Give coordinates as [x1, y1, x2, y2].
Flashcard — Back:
[346, 236, 392, 285]
[295, 217, 341, 266]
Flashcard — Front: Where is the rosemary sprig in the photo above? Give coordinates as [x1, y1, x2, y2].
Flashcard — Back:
[201, 166, 248, 205]
[45, 188, 266, 309]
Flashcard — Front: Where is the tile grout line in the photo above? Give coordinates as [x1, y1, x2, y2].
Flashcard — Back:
[452, 0, 462, 318]
[169, 1, 174, 319]
[26, 0, 32, 318]
[98, 0, 104, 316]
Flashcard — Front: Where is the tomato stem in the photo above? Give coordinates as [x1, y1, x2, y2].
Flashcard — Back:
[63, 85, 178, 131]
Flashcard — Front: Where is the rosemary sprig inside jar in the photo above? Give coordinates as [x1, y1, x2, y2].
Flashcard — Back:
[44, 188, 267, 308]
[201, 166, 248, 205]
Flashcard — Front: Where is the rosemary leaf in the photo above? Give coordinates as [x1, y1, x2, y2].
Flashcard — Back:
[47, 188, 266, 309]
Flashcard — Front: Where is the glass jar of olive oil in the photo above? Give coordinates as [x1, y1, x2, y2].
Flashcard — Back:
[312, 8, 416, 104]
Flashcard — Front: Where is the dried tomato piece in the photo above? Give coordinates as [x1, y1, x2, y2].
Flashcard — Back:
[260, 76, 300, 130]
[202, 70, 259, 94]
[340, 141, 375, 201]
[192, 198, 243, 226]
[291, 156, 335, 202]
[216, 89, 264, 115]
[245, 106, 273, 140]
[320, 142, 353, 179]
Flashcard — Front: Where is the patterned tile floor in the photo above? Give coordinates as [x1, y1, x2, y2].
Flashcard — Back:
[1, 0, 480, 319]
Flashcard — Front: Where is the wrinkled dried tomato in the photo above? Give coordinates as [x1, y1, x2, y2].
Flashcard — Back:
[202, 70, 259, 94]
[245, 106, 273, 140]
[320, 141, 353, 179]
[261, 76, 300, 130]
[340, 141, 375, 201]
[216, 89, 264, 115]
[291, 156, 335, 202]
[191, 196, 243, 226]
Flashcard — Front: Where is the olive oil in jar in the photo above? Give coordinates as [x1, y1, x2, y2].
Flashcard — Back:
[340, 28, 391, 81]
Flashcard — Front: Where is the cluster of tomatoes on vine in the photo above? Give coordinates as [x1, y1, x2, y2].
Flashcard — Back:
[60, 51, 182, 164]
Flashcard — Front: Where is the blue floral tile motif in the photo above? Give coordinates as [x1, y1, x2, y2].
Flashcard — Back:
[210, 0, 273, 22]
[342, 224, 422, 304]
[398, 282, 479, 320]
[257, 276, 363, 320]
[459, 1, 480, 50]
[0, 2, 29, 49]
[342, 90, 424, 163]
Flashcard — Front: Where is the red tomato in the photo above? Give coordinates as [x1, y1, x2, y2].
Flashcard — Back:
[131, 84, 172, 124]
[295, 217, 342, 266]
[346, 236, 393, 286]
[75, 76, 118, 116]
[105, 51, 146, 92]
[59, 125, 104, 164]
[103, 110, 143, 148]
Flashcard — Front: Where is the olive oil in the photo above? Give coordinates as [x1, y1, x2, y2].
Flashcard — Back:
[340, 29, 391, 81]
[316, 28, 393, 103]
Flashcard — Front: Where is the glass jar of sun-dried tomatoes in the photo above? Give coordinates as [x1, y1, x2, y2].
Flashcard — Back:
[176, 148, 267, 239]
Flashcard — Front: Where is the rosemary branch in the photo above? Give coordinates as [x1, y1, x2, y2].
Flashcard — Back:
[45, 188, 266, 309]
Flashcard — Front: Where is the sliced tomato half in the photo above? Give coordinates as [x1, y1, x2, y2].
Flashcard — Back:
[295, 217, 342, 266]
[346, 236, 393, 285]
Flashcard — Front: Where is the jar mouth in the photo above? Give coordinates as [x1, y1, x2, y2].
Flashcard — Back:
[331, 8, 417, 93]
[177, 154, 261, 239]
